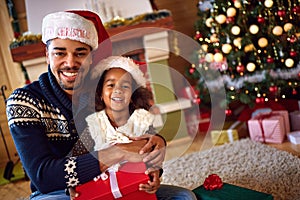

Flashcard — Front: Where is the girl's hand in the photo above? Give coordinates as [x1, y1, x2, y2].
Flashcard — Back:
[68, 187, 79, 200]
[139, 169, 160, 194]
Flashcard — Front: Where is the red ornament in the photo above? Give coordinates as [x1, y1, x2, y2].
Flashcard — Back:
[288, 35, 297, 43]
[193, 97, 201, 104]
[189, 68, 195, 74]
[290, 50, 297, 57]
[292, 6, 300, 14]
[257, 16, 265, 23]
[195, 32, 203, 40]
[277, 10, 286, 18]
[255, 97, 264, 104]
[269, 86, 278, 94]
[226, 17, 235, 23]
[292, 89, 297, 95]
[236, 64, 245, 73]
[267, 56, 274, 63]
[225, 109, 232, 116]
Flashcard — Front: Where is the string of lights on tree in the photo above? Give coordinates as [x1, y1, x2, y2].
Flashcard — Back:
[186, 0, 300, 115]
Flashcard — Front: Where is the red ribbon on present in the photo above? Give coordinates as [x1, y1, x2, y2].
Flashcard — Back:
[203, 174, 223, 190]
[253, 112, 280, 143]
[254, 112, 272, 143]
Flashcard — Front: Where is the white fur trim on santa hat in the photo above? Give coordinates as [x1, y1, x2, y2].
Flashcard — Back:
[92, 56, 147, 87]
[42, 11, 98, 49]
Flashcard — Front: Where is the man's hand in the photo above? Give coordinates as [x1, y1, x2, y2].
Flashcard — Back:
[132, 134, 166, 168]
[98, 139, 148, 172]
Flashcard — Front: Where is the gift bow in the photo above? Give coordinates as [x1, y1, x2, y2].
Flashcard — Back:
[203, 174, 223, 190]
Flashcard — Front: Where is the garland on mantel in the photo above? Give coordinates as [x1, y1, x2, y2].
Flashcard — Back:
[9, 33, 42, 49]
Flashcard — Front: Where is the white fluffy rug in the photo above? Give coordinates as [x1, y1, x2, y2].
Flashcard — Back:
[162, 138, 300, 200]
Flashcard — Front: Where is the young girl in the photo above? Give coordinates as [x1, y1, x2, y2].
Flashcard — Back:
[72, 56, 160, 196]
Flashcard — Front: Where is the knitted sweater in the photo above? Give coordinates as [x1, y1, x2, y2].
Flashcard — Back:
[6, 68, 101, 194]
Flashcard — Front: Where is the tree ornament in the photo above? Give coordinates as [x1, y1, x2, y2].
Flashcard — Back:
[225, 108, 232, 116]
[285, 58, 294, 68]
[215, 14, 227, 24]
[292, 5, 300, 14]
[233, 37, 242, 48]
[277, 9, 286, 18]
[249, 24, 259, 34]
[222, 44, 232, 54]
[258, 37, 268, 48]
[267, 56, 274, 63]
[189, 67, 195, 74]
[269, 85, 278, 94]
[290, 49, 297, 57]
[202, 44, 208, 52]
[234, 0, 242, 9]
[210, 33, 219, 43]
[257, 15, 265, 23]
[226, 17, 235, 24]
[231, 25, 241, 35]
[244, 44, 255, 52]
[288, 35, 297, 43]
[256, 97, 265, 104]
[292, 88, 297, 95]
[236, 63, 245, 73]
[264, 0, 274, 8]
[214, 52, 224, 62]
[272, 26, 283, 36]
[284, 23, 293, 32]
[246, 62, 256, 72]
[227, 7, 237, 17]
[205, 53, 214, 62]
[206, 18, 214, 28]
[195, 31, 203, 40]
[194, 97, 201, 104]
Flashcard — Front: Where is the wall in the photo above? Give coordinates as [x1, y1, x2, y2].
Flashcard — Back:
[155, 0, 199, 92]
[0, 0, 26, 168]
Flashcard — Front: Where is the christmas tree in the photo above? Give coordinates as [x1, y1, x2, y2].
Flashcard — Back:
[186, 0, 300, 115]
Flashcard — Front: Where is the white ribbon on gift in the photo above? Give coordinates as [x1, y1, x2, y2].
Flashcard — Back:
[107, 167, 123, 199]
[227, 121, 241, 143]
[227, 129, 234, 143]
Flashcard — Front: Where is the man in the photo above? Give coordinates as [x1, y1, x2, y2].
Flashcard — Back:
[6, 10, 196, 199]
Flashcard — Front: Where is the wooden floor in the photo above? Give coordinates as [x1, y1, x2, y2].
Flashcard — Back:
[1, 133, 299, 200]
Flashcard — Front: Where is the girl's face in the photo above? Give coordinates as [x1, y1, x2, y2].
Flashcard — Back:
[102, 68, 133, 115]
[46, 38, 92, 97]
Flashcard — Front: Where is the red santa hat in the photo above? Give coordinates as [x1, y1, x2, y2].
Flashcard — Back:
[42, 10, 112, 64]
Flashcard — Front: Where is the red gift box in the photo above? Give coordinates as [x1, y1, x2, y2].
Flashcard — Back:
[248, 112, 286, 143]
[75, 162, 157, 200]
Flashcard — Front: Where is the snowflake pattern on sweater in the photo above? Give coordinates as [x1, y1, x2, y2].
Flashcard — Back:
[6, 71, 101, 193]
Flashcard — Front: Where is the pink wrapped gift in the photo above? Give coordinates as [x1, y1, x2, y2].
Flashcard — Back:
[272, 110, 290, 133]
[248, 112, 286, 143]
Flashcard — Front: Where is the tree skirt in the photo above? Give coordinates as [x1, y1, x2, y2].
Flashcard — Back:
[162, 138, 300, 200]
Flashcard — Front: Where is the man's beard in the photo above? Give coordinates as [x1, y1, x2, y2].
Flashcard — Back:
[59, 80, 81, 91]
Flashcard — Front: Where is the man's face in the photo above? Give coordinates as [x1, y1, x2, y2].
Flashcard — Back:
[46, 38, 93, 97]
